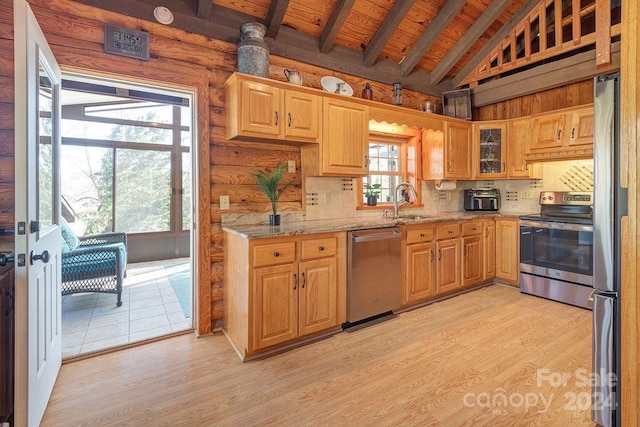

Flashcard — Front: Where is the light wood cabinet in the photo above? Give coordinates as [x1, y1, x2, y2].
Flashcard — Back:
[507, 118, 540, 178]
[224, 232, 346, 360]
[495, 218, 520, 285]
[435, 223, 461, 294]
[302, 97, 369, 177]
[462, 220, 484, 286]
[225, 73, 320, 143]
[473, 121, 507, 179]
[444, 120, 473, 179]
[527, 105, 594, 161]
[403, 225, 436, 304]
[483, 219, 496, 280]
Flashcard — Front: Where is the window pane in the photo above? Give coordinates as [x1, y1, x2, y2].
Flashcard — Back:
[38, 65, 54, 230]
[62, 119, 173, 144]
[61, 145, 113, 235]
[115, 149, 171, 233]
[182, 152, 191, 231]
[86, 102, 173, 124]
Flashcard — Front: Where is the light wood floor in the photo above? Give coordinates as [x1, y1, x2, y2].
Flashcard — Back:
[42, 285, 594, 426]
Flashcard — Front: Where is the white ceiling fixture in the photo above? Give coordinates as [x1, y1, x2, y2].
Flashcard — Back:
[153, 6, 174, 25]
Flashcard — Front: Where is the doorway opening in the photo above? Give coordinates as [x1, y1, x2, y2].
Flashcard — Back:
[58, 74, 195, 357]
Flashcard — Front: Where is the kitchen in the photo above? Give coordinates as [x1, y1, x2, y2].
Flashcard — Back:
[3, 0, 640, 425]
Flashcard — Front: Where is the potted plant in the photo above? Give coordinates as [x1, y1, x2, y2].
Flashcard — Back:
[252, 163, 294, 225]
[364, 182, 381, 206]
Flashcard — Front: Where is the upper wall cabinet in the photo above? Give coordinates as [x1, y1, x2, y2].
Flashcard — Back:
[527, 105, 594, 162]
[422, 119, 471, 180]
[473, 121, 507, 179]
[225, 73, 320, 143]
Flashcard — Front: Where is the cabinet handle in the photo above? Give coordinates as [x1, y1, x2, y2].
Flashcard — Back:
[293, 273, 298, 290]
[525, 163, 529, 171]
[364, 155, 369, 167]
[438, 249, 442, 260]
[557, 129, 561, 140]
[472, 227, 477, 232]
[273, 251, 280, 257]
[420, 233, 425, 238]
[318, 246, 325, 251]
[447, 162, 451, 171]
[275, 111, 279, 126]
[301, 272, 306, 288]
[485, 228, 488, 237]
[502, 162, 505, 172]
[572, 128, 575, 139]
[430, 250, 434, 262]
[448, 230, 453, 234]
[4, 290, 14, 316]
[288, 112, 292, 127]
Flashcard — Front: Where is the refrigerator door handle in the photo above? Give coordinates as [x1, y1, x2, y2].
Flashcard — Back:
[592, 291, 616, 427]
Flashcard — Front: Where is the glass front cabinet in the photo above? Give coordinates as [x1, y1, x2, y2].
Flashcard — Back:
[473, 121, 508, 179]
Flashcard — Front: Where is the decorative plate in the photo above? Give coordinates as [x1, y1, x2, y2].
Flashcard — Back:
[320, 76, 353, 96]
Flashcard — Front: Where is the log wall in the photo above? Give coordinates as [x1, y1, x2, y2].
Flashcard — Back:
[8, 0, 439, 332]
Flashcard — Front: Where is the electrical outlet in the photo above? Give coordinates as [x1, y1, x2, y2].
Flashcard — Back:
[219, 195, 230, 210]
[287, 160, 296, 173]
[522, 190, 533, 199]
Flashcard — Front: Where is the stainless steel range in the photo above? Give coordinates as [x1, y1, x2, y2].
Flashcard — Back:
[519, 191, 593, 309]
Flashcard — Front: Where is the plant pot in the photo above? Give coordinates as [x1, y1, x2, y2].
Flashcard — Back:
[366, 196, 378, 206]
[269, 214, 281, 226]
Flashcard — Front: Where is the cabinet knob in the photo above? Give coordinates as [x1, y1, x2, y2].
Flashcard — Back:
[273, 251, 280, 257]
[318, 246, 325, 251]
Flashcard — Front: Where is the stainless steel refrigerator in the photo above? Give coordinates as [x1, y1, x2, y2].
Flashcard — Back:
[593, 73, 625, 427]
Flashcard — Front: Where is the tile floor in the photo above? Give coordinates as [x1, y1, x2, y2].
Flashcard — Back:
[61, 258, 193, 358]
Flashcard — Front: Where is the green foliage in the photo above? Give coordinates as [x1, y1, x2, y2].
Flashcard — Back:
[364, 183, 381, 198]
[251, 163, 294, 215]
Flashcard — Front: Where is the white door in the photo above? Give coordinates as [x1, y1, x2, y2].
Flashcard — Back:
[14, 0, 63, 425]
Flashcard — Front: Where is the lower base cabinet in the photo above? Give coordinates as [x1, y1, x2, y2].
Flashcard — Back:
[224, 232, 346, 360]
[495, 218, 520, 284]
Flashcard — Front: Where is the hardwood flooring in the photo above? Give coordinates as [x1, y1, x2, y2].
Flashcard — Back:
[42, 285, 594, 426]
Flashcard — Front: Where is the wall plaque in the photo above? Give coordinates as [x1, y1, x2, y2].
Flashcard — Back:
[104, 24, 149, 61]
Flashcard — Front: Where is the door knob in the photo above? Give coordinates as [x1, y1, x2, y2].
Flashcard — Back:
[30, 250, 50, 265]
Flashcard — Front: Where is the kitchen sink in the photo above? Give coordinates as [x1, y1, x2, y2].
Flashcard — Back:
[396, 215, 430, 221]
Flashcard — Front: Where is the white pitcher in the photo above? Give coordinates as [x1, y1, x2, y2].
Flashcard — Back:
[284, 69, 302, 85]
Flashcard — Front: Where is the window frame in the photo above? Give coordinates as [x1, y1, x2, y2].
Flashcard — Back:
[357, 126, 423, 210]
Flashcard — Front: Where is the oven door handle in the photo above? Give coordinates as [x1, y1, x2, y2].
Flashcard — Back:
[519, 220, 593, 232]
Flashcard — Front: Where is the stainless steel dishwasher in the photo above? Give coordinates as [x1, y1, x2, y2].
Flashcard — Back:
[346, 227, 401, 325]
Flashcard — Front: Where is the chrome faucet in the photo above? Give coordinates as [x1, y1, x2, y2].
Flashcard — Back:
[393, 182, 418, 218]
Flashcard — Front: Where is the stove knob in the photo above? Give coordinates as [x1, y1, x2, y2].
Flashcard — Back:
[548, 196, 554, 200]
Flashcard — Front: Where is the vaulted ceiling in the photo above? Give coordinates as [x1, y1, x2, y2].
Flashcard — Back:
[73, 0, 621, 105]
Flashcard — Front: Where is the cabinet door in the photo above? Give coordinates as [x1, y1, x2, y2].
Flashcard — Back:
[240, 80, 281, 137]
[284, 90, 320, 142]
[474, 122, 507, 178]
[322, 98, 369, 176]
[495, 219, 520, 283]
[462, 235, 483, 286]
[483, 220, 496, 280]
[567, 107, 594, 147]
[507, 119, 532, 177]
[252, 264, 298, 350]
[444, 121, 472, 179]
[405, 242, 436, 304]
[530, 114, 564, 150]
[436, 238, 461, 293]
[298, 258, 338, 336]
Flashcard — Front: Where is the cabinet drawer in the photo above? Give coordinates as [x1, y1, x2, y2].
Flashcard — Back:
[462, 221, 483, 236]
[301, 237, 337, 259]
[436, 223, 460, 240]
[406, 227, 435, 244]
[253, 242, 296, 267]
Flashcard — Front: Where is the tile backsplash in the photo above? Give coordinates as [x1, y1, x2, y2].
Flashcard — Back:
[303, 159, 594, 219]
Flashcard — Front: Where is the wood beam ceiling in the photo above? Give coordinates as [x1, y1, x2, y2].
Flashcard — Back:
[431, 0, 514, 85]
[265, 0, 290, 39]
[363, 0, 416, 67]
[399, 0, 466, 77]
[452, 0, 542, 87]
[319, 0, 356, 54]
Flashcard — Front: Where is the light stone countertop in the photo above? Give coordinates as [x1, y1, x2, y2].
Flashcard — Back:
[222, 211, 532, 239]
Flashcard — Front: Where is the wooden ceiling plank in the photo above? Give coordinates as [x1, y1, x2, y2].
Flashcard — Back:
[430, 0, 514, 85]
[452, 0, 541, 88]
[399, 0, 466, 77]
[363, 0, 416, 67]
[595, 0, 611, 65]
[472, 41, 620, 107]
[319, 0, 356, 54]
[265, 0, 291, 39]
[197, 0, 212, 20]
